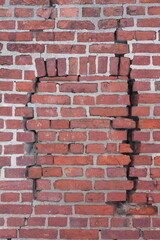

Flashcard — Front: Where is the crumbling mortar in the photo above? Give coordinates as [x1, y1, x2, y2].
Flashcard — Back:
[111, 19, 142, 213]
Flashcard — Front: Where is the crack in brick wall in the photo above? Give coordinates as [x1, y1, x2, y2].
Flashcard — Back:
[0, 0, 160, 239]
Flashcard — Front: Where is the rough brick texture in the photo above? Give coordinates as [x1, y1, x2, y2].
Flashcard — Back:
[0, 0, 160, 239]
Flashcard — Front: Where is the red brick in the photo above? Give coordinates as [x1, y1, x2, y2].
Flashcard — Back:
[86, 168, 104, 178]
[59, 131, 86, 142]
[85, 192, 105, 203]
[27, 217, 45, 226]
[64, 193, 83, 202]
[4, 144, 24, 154]
[51, 120, 69, 129]
[71, 119, 110, 129]
[110, 57, 119, 75]
[117, 30, 156, 41]
[107, 168, 126, 178]
[27, 119, 50, 130]
[0, 56, 13, 65]
[60, 8, 79, 17]
[16, 82, 34, 92]
[97, 155, 130, 165]
[104, 6, 123, 16]
[36, 8, 56, 19]
[0, 8, 11, 17]
[60, 230, 98, 239]
[95, 180, 133, 190]
[69, 57, 78, 75]
[28, 168, 42, 179]
[140, 0, 160, 2]
[144, 231, 160, 239]
[73, 96, 95, 105]
[132, 56, 150, 65]
[130, 193, 147, 203]
[7, 217, 25, 227]
[57, 58, 66, 76]
[35, 205, 72, 215]
[139, 119, 160, 129]
[36, 143, 68, 154]
[54, 180, 92, 190]
[96, 0, 135, 3]
[19, 229, 57, 239]
[40, 76, 78, 82]
[90, 44, 129, 54]
[82, 7, 100, 17]
[102, 230, 139, 239]
[70, 217, 88, 227]
[138, 18, 160, 27]
[128, 206, 157, 215]
[148, 6, 160, 15]
[8, 43, 44, 53]
[65, 167, 83, 177]
[36, 180, 51, 190]
[48, 217, 67, 226]
[90, 217, 108, 227]
[15, 107, 33, 118]
[111, 217, 130, 227]
[14, 8, 33, 17]
[48, 44, 86, 54]
[0, 132, 13, 141]
[0, 204, 32, 214]
[133, 131, 150, 141]
[127, 6, 145, 15]
[119, 57, 130, 76]
[0, 229, 16, 238]
[98, 57, 108, 74]
[54, 156, 93, 165]
[0, 21, 15, 29]
[132, 106, 150, 116]
[36, 32, 74, 41]
[98, 19, 117, 29]
[46, 58, 56, 76]
[70, 143, 84, 154]
[75, 205, 114, 215]
[58, 20, 95, 30]
[15, 55, 32, 65]
[120, 18, 134, 28]
[38, 82, 56, 92]
[78, 32, 114, 42]
[32, 95, 70, 105]
[43, 167, 62, 177]
[0, 69, 22, 79]
[112, 118, 136, 129]
[18, 20, 54, 30]
[35, 58, 46, 77]
[131, 69, 160, 79]
[5, 168, 26, 178]
[60, 83, 97, 93]
[55, 0, 92, 3]
[96, 95, 129, 105]
[109, 130, 127, 141]
[10, 0, 49, 4]
[0, 32, 33, 41]
[107, 192, 126, 202]
[1, 193, 19, 202]
[88, 131, 107, 141]
[90, 107, 128, 117]
[133, 217, 150, 227]
[37, 108, 58, 117]
[38, 131, 56, 141]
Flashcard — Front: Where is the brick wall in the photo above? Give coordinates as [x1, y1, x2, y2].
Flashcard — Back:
[0, 0, 160, 239]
